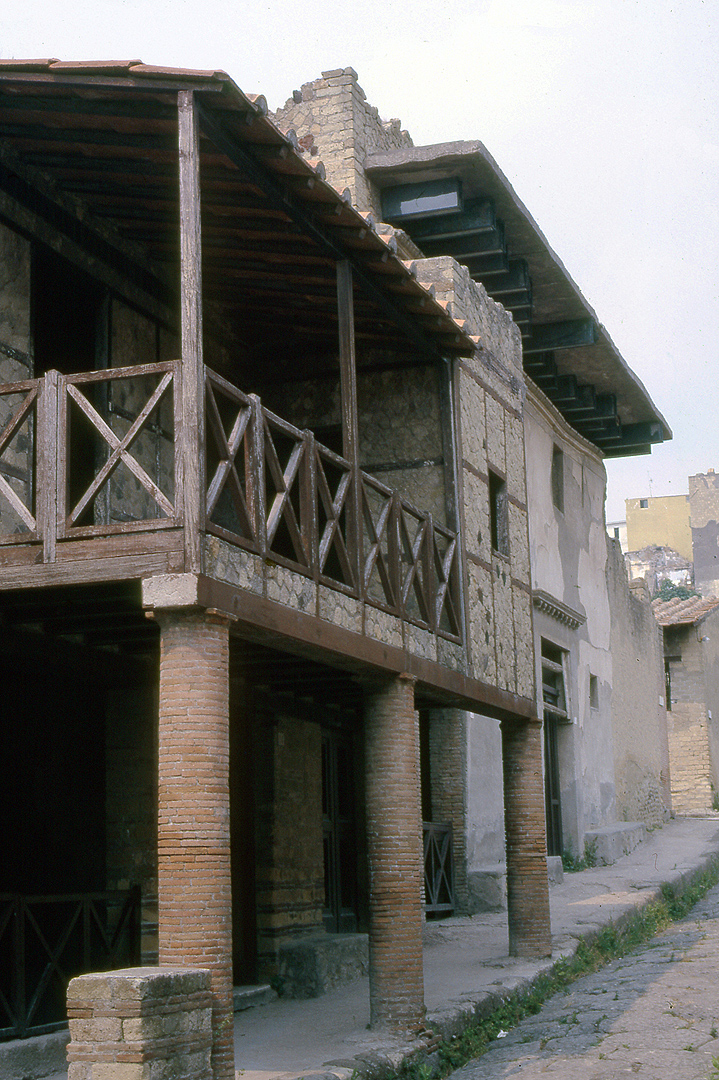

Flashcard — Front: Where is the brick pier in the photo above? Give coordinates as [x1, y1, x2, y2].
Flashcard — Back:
[364, 673, 425, 1030]
[156, 610, 234, 1080]
[501, 717, 552, 958]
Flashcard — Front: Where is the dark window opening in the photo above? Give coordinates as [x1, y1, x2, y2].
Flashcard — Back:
[32, 244, 105, 376]
[639, 498, 649, 509]
[489, 469, 509, 556]
[589, 673, 599, 710]
[665, 659, 672, 711]
[551, 445, 564, 512]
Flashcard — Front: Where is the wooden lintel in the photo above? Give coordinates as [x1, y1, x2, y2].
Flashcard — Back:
[195, 574, 533, 720]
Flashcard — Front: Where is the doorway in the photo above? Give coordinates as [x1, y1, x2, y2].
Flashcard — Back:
[322, 730, 358, 933]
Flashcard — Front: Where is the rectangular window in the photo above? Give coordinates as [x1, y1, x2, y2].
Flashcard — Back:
[541, 640, 569, 721]
[551, 445, 564, 512]
[589, 673, 599, 710]
[489, 469, 509, 556]
[639, 498, 649, 508]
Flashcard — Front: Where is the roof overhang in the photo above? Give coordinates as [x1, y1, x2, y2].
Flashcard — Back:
[366, 141, 671, 455]
[0, 61, 476, 385]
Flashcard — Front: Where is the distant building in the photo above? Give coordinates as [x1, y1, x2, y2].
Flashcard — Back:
[624, 546, 694, 597]
[626, 494, 692, 560]
[607, 520, 628, 552]
[624, 471, 719, 597]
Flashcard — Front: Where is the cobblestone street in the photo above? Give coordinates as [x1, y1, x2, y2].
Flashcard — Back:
[453, 883, 719, 1080]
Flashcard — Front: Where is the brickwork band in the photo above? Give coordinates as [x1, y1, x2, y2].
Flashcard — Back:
[363, 673, 425, 1030]
[501, 717, 552, 958]
[156, 610, 234, 1080]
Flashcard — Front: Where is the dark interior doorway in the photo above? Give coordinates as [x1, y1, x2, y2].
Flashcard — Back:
[322, 729, 358, 933]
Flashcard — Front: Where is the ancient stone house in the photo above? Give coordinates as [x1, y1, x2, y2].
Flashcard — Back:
[653, 595, 719, 814]
[0, 60, 552, 1076]
[273, 67, 672, 882]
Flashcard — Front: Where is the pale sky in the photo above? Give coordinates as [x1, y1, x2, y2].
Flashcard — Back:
[2, 0, 717, 522]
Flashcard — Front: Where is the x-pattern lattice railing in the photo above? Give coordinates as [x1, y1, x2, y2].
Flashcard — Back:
[0, 888, 140, 1040]
[423, 821, 455, 914]
[0, 378, 39, 544]
[59, 363, 179, 538]
[0, 361, 461, 640]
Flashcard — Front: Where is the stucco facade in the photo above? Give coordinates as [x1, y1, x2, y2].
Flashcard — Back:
[626, 494, 692, 561]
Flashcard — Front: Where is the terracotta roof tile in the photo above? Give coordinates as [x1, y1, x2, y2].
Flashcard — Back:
[652, 595, 719, 626]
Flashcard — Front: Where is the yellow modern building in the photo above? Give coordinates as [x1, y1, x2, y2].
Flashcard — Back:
[625, 494, 692, 560]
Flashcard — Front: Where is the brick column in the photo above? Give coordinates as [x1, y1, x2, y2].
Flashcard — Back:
[501, 717, 552, 958]
[364, 673, 425, 1031]
[156, 610, 234, 1080]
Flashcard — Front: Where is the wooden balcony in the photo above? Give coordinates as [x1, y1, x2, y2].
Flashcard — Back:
[0, 361, 462, 642]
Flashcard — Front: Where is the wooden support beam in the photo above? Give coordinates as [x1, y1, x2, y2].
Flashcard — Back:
[178, 89, 205, 574]
[523, 318, 598, 355]
[597, 421, 664, 452]
[194, 99, 443, 361]
[421, 223, 505, 261]
[337, 260, 362, 586]
[486, 259, 532, 300]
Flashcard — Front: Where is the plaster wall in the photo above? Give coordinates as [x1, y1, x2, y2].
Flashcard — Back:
[701, 611, 719, 791]
[525, 387, 615, 855]
[690, 472, 719, 596]
[464, 713, 505, 864]
[626, 494, 692, 560]
[606, 543, 671, 825]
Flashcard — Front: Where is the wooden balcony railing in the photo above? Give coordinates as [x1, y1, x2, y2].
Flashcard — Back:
[423, 821, 455, 914]
[0, 888, 141, 1040]
[0, 361, 462, 640]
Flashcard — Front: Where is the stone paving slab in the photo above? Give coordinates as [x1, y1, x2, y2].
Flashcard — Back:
[453, 882, 719, 1080]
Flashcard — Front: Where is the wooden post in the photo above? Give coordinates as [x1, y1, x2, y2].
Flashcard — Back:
[178, 90, 205, 574]
[337, 260, 362, 589]
[40, 368, 59, 563]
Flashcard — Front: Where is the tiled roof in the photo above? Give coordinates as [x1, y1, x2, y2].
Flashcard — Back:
[651, 595, 719, 627]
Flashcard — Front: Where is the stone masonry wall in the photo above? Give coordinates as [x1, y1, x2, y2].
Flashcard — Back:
[266, 362, 448, 523]
[410, 257, 532, 699]
[667, 703, 714, 813]
[272, 68, 412, 218]
[666, 625, 718, 813]
[66, 967, 213, 1080]
[689, 470, 719, 596]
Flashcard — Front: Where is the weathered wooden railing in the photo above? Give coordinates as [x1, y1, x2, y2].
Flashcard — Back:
[205, 368, 462, 639]
[0, 361, 461, 639]
[0, 888, 141, 1040]
[423, 821, 455, 915]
